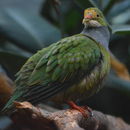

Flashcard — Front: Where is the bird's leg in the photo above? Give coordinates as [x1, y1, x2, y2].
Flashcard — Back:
[67, 101, 92, 118]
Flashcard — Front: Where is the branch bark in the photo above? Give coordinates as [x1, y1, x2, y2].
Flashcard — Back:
[110, 53, 130, 81]
[0, 73, 14, 109]
[7, 101, 130, 130]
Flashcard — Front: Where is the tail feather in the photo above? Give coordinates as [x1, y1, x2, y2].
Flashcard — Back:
[1, 91, 23, 115]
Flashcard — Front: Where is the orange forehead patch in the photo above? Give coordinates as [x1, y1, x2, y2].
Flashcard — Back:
[84, 9, 97, 18]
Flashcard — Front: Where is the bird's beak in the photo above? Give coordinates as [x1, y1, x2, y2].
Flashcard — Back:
[84, 14, 93, 19]
[82, 13, 93, 25]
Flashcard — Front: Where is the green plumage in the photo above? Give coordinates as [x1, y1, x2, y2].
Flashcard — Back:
[3, 7, 110, 113]
[3, 34, 110, 112]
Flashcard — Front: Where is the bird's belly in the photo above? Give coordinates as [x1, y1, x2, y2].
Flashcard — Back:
[50, 65, 107, 104]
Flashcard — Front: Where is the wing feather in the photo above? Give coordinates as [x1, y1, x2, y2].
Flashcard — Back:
[21, 34, 101, 103]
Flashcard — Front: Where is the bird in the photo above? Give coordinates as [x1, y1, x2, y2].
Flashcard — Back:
[2, 7, 110, 116]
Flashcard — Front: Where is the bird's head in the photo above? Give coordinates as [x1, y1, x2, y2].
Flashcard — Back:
[82, 8, 107, 28]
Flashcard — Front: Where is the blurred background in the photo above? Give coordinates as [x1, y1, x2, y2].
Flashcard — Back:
[0, 0, 130, 129]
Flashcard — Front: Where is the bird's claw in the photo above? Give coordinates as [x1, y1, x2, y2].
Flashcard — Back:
[82, 105, 93, 117]
[67, 101, 93, 118]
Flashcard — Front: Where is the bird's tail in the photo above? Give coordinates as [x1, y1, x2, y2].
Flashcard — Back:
[1, 99, 15, 115]
[1, 91, 23, 115]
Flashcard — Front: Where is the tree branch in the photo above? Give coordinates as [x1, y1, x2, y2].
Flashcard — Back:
[7, 101, 130, 130]
[110, 53, 130, 81]
[0, 72, 14, 109]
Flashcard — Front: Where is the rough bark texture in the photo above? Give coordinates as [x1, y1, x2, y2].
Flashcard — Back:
[6, 101, 130, 130]
[0, 73, 14, 109]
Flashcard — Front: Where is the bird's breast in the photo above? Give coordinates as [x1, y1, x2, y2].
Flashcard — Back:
[51, 60, 110, 104]
[50, 44, 110, 104]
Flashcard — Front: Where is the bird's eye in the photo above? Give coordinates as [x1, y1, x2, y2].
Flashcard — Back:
[97, 14, 99, 17]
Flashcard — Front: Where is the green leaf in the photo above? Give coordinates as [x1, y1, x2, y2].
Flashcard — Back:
[103, 0, 116, 15]
[112, 25, 130, 34]
[111, 10, 130, 24]
[106, 74, 130, 98]
[64, 9, 81, 34]
[74, 0, 98, 9]
[0, 42, 32, 58]
[0, 8, 61, 53]
[0, 51, 28, 75]
[107, 0, 130, 18]
[88, 0, 98, 7]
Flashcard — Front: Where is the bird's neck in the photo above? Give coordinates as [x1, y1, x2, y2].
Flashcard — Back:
[81, 26, 110, 50]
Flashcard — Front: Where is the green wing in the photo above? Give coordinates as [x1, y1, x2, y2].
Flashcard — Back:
[6, 34, 102, 107]
[19, 34, 101, 104]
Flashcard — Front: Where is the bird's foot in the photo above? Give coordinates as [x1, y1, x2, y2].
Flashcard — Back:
[82, 105, 93, 117]
[67, 101, 92, 118]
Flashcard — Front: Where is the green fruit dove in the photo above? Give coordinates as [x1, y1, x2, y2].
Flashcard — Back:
[2, 8, 110, 116]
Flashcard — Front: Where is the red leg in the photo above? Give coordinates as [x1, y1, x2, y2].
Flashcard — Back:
[67, 101, 91, 118]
